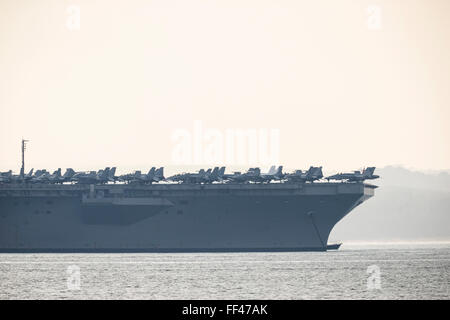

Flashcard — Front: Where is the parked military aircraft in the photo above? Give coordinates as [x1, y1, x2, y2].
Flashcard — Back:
[23, 169, 34, 182]
[169, 169, 197, 183]
[171, 168, 208, 184]
[99, 167, 116, 183]
[118, 170, 140, 183]
[72, 170, 98, 184]
[47, 168, 62, 183]
[169, 167, 223, 184]
[137, 167, 164, 184]
[212, 166, 226, 182]
[326, 167, 379, 182]
[202, 167, 224, 183]
[119, 167, 163, 184]
[223, 167, 262, 183]
[151, 167, 164, 183]
[285, 166, 323, 183]
[258, 166, 284, 182]
[61, 168, 76, 183]
[142, 167, 156, 183]
[0, 169, 36, 183]
[0, 170, 13, 183]
[30, 169, 50, 183]
[71, 167, 115, 184]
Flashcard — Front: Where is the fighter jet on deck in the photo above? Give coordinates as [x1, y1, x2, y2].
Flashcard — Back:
[119, 170, 141, 183]
[169, 167, 224, 184]
[137, 167, 164, 184]
[223, 167, 262, 183]
[71, 170, 97, 184]
[119, 167, 163, 184]
[47, 168, 63, 183]
[30, 169, 50, 183]
[151, 167, 165, 183]
[258, 166, 284, 183]
[23, 169, 34, 182]
[0, 169, 36, 183]
[214, 166, 226, 182]
[0, 170, 13, 183]
[285, 166, 323, 183]
[326, 167, 379, 182]
[71, 167, 115, 184]
[61, 168, 76, 183]
[169, 168, 209, 184]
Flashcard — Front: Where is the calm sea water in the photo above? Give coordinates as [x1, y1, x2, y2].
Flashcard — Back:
[0, 244, 449, 300]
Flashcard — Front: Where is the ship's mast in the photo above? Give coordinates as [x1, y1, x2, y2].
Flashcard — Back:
[21, 138, 29, 179]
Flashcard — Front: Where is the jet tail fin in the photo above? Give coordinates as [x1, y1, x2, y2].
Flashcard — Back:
[109, 167, 116, 179]
[148, 167, 156, 176]
[315, 166, 323, 179]
[155, 167, 164, 180]
[267, 165, 276, 175]
[364, 167, 376, 176]
[63, 168, 75, 178]
[276, 165, 283, 175]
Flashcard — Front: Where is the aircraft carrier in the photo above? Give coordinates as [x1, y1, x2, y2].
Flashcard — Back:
[0, 141, 378, 253]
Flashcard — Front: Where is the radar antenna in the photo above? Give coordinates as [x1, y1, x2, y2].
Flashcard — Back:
[21, 138, 29, 179]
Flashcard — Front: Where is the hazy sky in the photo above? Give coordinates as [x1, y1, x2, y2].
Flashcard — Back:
[1, 0, 449, 173]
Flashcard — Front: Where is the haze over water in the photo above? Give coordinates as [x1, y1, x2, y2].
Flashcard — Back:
[1, 243, 448, 299]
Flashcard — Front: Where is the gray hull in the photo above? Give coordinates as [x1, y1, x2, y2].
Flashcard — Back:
[0, 182, 376, 252]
